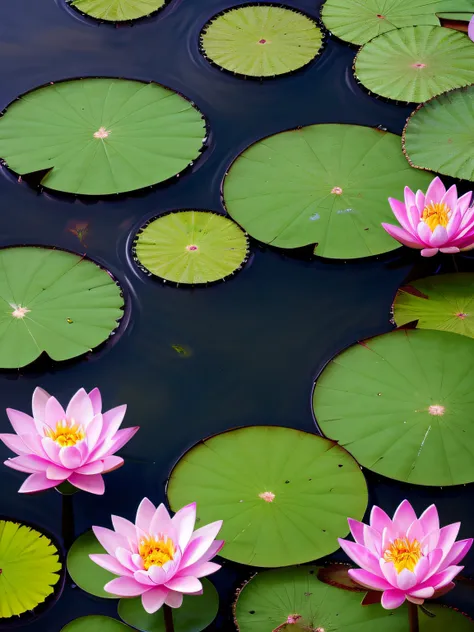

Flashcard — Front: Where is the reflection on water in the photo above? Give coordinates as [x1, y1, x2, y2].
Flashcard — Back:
[0, 0, 472, 629]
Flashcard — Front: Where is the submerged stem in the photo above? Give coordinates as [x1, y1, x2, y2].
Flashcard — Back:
[408, 602, 419, 632]
[163, 604, 175, 632]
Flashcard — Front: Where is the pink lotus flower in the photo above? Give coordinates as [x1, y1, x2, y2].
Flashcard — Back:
[339, 500, 472, 609]
[382, 177, 474, 257]
[0, 387, 139, 495]
[469, 16, 474, 43]
[90, 498, 223, 613]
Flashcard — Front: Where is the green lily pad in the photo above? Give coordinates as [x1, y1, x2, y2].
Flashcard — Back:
[134, 211, 249, 284]
[68, 0, 166, 22]
[234, 566, 474, 631]
[393, 273, 474, 338]
[62, 616, 132, 631]
[0, 246, 124, 369]
[313, 328, 474, 486]
[354, 26, 474, 103]
[0, 520, 62, 618]
[321, 0, 474, 45]
[118, 578, 219, 632]
[403, 85, 474, 182]
[0, 78, 206, 195]
[67, 530, 117, 599]
[200, 5, 323, 78]
[223, 124, 432, 259]
[167, 426, 368, 567]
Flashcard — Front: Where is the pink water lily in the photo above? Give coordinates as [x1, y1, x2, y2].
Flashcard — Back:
[338, 500, 472, 609]
[90, 498, 223, 613]
[0, 387, 139, 495]
[382, 177, 474, 257]
[469, 16, 474, 42]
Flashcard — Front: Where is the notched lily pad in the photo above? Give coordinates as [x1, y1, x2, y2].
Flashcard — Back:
[393, 273, 474, 338]
[234, 566, 474, 631]
[354, 26, 474, 103]
[133, 210, 249, 285]
[0, 78, 207, 195]
[223, 124, 432, 259]
[168, 426, 368, 567]
[313, 328, 474, 486]
[200, 4, 324, 78]
[403, 84, 474, 182]
[0, 246, 124, 369]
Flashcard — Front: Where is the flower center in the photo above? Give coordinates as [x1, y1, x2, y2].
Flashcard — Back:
[139, 535, 175, 570]
[11, 305, 30, 319]
[421, 202, 450, 232]
[429, 404, 445, 416]
[383, 537, 422, 573]
[93, 126, 110, 139]
[259, 491, 275, 502]
[44, 419, 85, 447]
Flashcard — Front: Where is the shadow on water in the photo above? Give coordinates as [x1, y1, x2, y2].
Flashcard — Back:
[0, 0, 472, 629]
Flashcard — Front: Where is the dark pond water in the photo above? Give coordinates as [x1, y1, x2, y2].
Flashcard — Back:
[0, 0, 473, 629]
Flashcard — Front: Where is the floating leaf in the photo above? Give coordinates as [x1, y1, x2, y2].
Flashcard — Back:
[321, 0, 465, 45]
[223, 124, 432, 259]
[68, 0, 166, 22]
[233, 566, 474, 631]
[0, 246, 124, 369]
[354, 26, 474, 103]
[62, 616, 132, 631]
[0, 78, 206, 195]
[134, 211, 249, 284]
[67, 530, 116, 599]
[167, 426, 368, 567]
[403, 85, 474, 182]
[118, 578, 219, 632]
[313, 328, 474, 486]
[0, 520, 62, 618]
[200, 5, 323, 78]
[393, 273, 474, 338]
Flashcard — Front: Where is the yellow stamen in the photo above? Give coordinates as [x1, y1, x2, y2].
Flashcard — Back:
[383, 537, 422, 573]
[44, 419, 85, 447]
[421, 202, 450, 232]
[139, 535, 175, 570]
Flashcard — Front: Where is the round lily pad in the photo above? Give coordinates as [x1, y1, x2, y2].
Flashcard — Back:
[118, 578, 219, 632]
[0, 78, 206, 195]
[393, 273, 474, 338]
[403, 85, 474, 182]
[200, 5, 324, 78]
[68, 0, 166, 22]
[313, 328, 474, 486]
[354, 26, 474, 103]
[167, 426, 368, 567]
[234, 566, 474, 631]
[133, 211, 249, 284]
[222, 124, 433, 259]
[67, 530, 117, 599]
[0, 246, 124, 369]
[321, 0, 456, 45]
[62, 617, 132, 631]
[0, 519, 62, 619]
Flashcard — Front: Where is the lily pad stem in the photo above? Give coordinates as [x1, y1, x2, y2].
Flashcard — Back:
[163, 604, 175, 632]
[408, 602, 419, 632]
